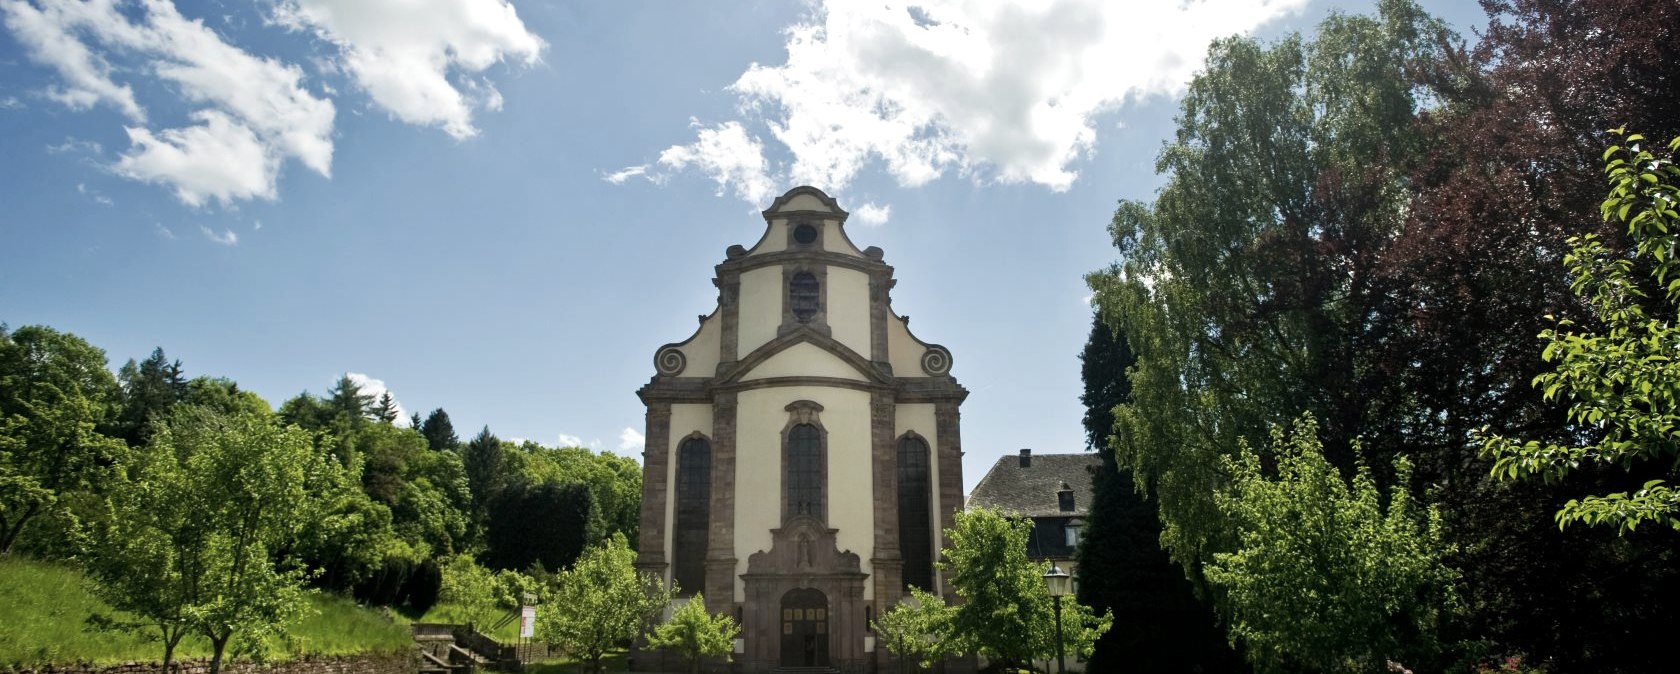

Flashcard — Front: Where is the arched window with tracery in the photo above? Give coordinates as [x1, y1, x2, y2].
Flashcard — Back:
[790, 272, 819, 322]
[673, 435, 711, 595]
[897, 434, 933, 591]
[786, 423, 824, 518]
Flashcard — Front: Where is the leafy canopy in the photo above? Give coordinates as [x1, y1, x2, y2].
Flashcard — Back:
[1480, 132, 1680, 533]
[1207, 414, 1455, 673]
[91, 406, 341, 674]
[646, 593, 739, 674]
[882, 507, 1111, 670]
[535, 533, 672, 674]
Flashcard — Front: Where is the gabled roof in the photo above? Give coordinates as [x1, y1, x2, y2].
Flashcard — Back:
[966, 452, 1101, 518]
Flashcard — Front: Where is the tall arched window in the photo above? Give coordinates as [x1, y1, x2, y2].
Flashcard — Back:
[790, 272, 819, 322]
[786, 424, 823, 518]
[673, 436, 711, 595]
[897, 435, 933, 591]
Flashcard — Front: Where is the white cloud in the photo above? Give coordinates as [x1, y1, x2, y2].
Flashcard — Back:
[46, 137, 102, 154]
[273, 0, 543, 140]
[603, 164, 648, 185]
[154, 222, 176, 239]
[77, 182, 113, 205]
[345, 372, 407, 425]
[645, 0, 1307, 199]
[199, 225, 238, 245]
[0, 95, 23, 109]
[1, 0, 336, 206]
[557, 433, 584, 448]
[618, 427, 645, 453]
[656, 119, 775, 204]
[852, 201, 890, 226]
[120, 110, 278, 205]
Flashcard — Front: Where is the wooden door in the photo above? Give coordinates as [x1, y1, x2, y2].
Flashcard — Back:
[779, 588, 830, 667]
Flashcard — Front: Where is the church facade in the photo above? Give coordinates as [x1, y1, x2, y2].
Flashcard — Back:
[633, 186, 968, 673]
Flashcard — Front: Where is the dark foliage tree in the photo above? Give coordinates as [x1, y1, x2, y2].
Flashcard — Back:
[409, 411, 423, 432]
[1376, 2, 1680, 669]
[373, 392, 399, 424]
[114, 347, 188, 446]
[421, 408, 459, 451]
[1075, 315, 1241, 672]
[278, 391, 330, 430]
[326, 374, 375, 428]
[402, 557, 443, 614]
[463, 426, 505, 537]
[481, 480, 595, 573]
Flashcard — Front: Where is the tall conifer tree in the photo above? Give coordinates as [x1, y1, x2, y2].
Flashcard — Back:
[1075, 315, 1241, 672]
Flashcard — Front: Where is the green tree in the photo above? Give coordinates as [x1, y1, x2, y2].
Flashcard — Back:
[536, 534, 673, 673]
[373, 392, 399, 424]
[420, 408, 459, 451]
[91, 406, 338, 674]
[1206, 414, 1455, 673]
[0, 325, 126, 555]
[513, 441, 642, 546]
[437, 553, 506, 627]
[872, 587, 955, 673]
[932, 508, 1112, 670]
[1480, 133, 1680, 532]
[326, 374, 375, 428]
[182, 377, 271, 419]
[114, 347, 188, 446]
[1085, 0, 1453, 574]
[483, 479, 595, 572]
[1075, 315, 1240, 672]
[646, 593, 739, 674]
[462, 426, 505, 534]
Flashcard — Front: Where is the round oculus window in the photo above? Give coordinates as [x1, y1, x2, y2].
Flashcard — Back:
[792, 223, 818, 245]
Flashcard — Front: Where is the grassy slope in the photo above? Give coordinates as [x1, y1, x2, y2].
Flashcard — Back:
[398, 603, 522, 642]
[0, 557, 411, 668]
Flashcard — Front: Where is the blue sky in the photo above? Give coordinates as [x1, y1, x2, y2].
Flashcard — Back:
[0, 0, 1484, 491]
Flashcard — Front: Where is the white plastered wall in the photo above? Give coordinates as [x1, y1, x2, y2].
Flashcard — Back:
[827, 267, 871, 356]
[737, 265, 782, 358]
[735, 385, 875, 601]
[665, 403, 715, 589]
[678, 314, 722, 377]
[894, 403, 943, 597]
[886, 315, 928, 377]
[740, 342, 867, 382]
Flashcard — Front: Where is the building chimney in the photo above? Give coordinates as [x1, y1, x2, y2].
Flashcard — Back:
[1019, 448, 1032, 468]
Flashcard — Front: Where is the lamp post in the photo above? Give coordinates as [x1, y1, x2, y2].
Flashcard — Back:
[1044, 563, 1072, 674]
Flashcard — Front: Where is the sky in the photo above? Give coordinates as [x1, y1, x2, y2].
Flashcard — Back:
[0, 0, 1486, 492]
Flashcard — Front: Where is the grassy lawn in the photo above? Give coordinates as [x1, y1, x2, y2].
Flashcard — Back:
[0, 556, 411, 668]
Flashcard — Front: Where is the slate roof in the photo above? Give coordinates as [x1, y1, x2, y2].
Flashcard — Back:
[966, 451, 1102, 517]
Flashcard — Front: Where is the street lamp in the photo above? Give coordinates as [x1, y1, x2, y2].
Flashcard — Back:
[1044, 563, 1072, 674]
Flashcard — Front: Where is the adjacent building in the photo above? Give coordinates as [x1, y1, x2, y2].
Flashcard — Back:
[632, 186, 968, 673]
[965, 449, 1099, 578]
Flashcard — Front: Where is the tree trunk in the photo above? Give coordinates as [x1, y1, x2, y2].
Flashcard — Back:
[208, 633, 231, 674]
[0, 503, 43, 555]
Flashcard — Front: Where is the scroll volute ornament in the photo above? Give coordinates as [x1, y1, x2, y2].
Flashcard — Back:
[920, 345, 952, 376]
[655, 345, 687, 376]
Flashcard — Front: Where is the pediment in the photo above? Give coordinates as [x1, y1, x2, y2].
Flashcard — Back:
[739, 342, 868, 382]
[722, 327, 891, 386]
[743, 515, 863, 577]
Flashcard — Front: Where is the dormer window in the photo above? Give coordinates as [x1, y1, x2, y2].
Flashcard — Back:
[1057, 481, 1075, 512]
[1065, 517, 1084, 547]
[790, 272, 819, 321]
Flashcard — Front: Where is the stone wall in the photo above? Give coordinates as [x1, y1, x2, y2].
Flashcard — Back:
[12, 651, 415, 674]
